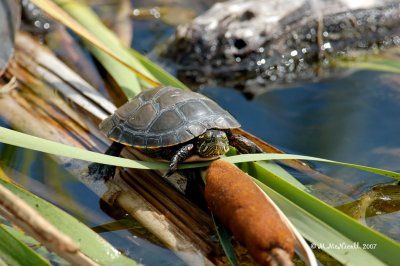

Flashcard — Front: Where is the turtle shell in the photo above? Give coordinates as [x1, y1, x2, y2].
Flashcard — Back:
[99, 86, 240, 148]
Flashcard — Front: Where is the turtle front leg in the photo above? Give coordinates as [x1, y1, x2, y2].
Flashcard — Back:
[227, 131, 263, 154]
[164, 143, 195, 178]
[88, 141, 124, 181]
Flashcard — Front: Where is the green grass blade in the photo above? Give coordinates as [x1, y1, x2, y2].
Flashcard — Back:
[2, 126, 399, 263]
[333, 50, 400, 74]
[222, 153, 400, 181]
[211, 213, 239, 266]
[254, 180, 387, 265]
[1, 126, 399, 181]
[0, 126, 168, 170]
[0, 224, 50, 266]
[250, 163, 400, 265]
[252, 160, 308, 190]
[1, 223, 70, 265]
[0, 222, 68, 265]
[0, 179, 140, 265]
[336, 59, 400, 74]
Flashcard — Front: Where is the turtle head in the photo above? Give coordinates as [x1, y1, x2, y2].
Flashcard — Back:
[197, 130, 230, 158]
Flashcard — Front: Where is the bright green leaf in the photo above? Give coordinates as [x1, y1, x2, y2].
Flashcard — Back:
[0, 223, 68, 265]
[211, 214, 239, 266]
[0, 126, 399, 181]
[0, 224, 50, 266]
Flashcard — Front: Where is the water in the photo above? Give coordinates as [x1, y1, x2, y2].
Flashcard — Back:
[133, 0, 400, 243]
[0, 146, 186, 264]
[200, 71, 400, 192]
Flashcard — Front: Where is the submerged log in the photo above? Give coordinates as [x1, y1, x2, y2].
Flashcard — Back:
[166, 0, 400, 94]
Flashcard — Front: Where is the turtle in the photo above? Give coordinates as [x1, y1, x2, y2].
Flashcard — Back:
[88, 86, 263, 180]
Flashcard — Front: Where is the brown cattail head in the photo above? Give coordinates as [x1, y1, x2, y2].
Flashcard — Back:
[205, 160, 295, 266]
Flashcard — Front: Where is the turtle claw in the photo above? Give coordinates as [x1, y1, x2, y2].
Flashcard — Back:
[163, 166, 176, 178]
[163, 143, 194, 178]
[88, 163, 116, 181]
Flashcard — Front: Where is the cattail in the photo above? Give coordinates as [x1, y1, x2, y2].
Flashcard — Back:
[205, 160, 295, 266]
